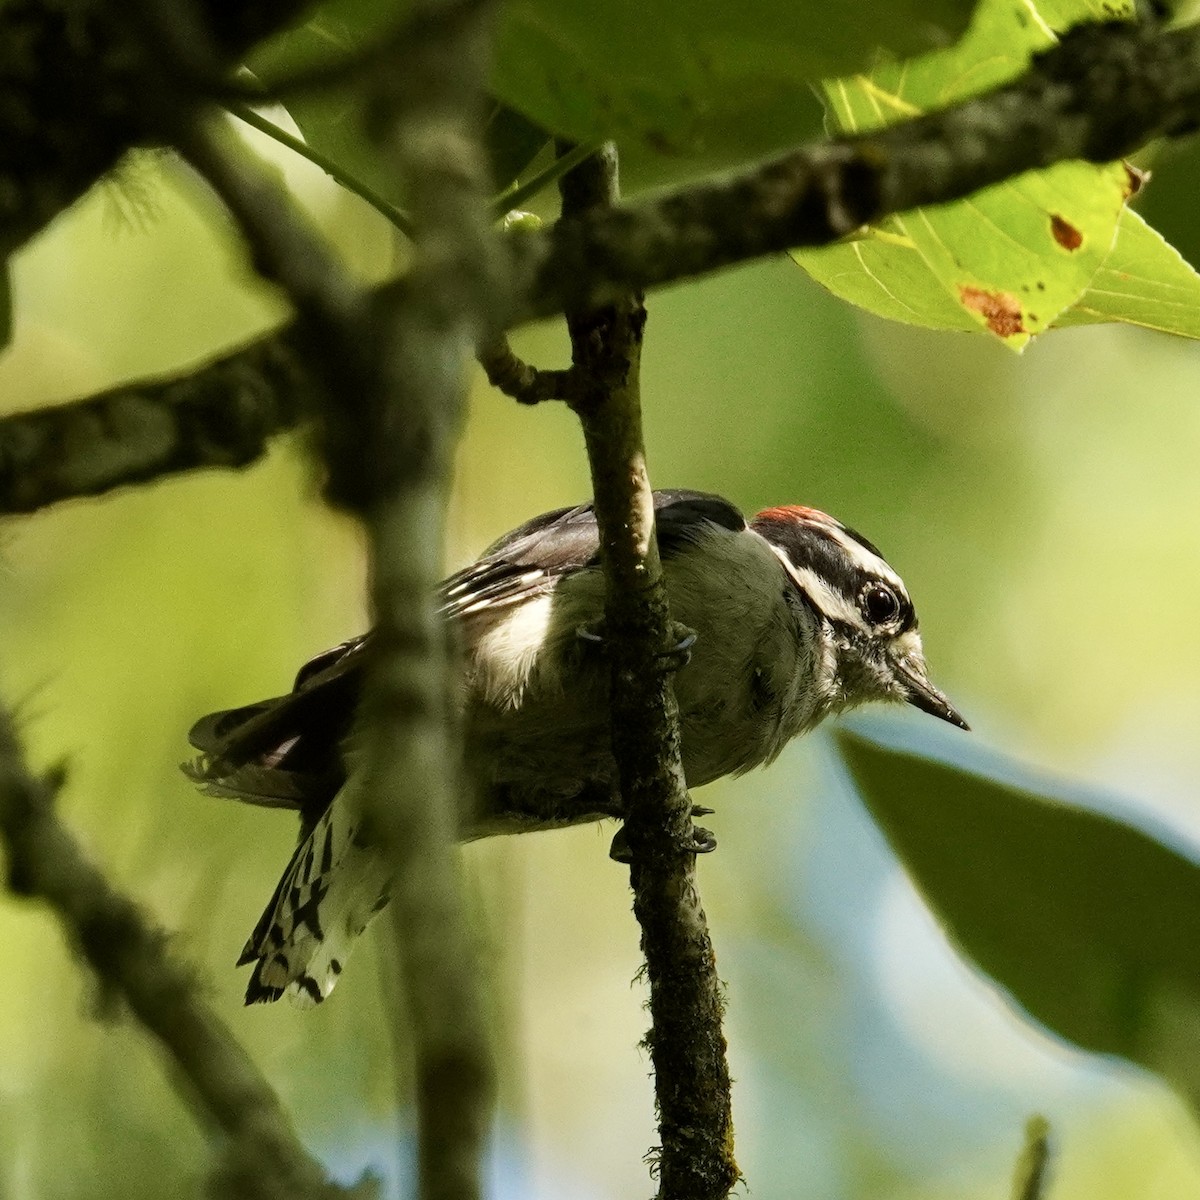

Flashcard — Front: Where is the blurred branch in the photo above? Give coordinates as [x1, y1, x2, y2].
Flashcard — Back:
[1011, 1116, 1053, 1200]
[165, 3, 503, 1198]
[0, 0, 317, 260]
[0, 701, 344, 1200]
[0, 332, 316, 514]
[558, 143, 738, 1200]
[345, 1, 503, 1195]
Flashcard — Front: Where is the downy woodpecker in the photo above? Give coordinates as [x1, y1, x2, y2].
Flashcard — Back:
[186, 490, 966, 1005]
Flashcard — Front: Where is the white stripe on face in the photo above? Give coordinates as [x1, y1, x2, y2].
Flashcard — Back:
[816, 519, 906, 594]
[765, 544, 865, 627]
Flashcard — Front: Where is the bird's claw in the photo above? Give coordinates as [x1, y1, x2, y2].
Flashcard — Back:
[609, 827, 633, 863]
[576, 620, 606, 647]
[575, 621, 697, 672]
[683, 826, 718, 854]
[657, 623, 697, 672]
[608, 816, 718, 863]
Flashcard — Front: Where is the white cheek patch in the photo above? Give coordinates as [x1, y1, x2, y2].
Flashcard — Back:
[893, 629, 924, 660]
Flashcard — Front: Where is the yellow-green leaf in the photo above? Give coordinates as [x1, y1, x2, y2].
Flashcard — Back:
[1054, 207, 1200, 337]
[793, 0, 1136, 350]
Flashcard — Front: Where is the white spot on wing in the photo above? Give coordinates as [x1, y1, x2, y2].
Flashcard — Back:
[469, 593, 556, 707]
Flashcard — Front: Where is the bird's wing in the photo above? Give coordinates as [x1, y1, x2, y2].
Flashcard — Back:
[183, 492, 746, 817]
[184, 635, 369, 821]
[439, 489, 745, 619]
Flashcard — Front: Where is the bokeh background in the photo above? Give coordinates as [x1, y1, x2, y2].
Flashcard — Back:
[5, 116, 1200, 1198]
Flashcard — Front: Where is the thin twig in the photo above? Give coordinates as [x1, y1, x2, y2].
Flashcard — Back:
[0, 702, 343, 1200]
[1011, 1116, 1053, 1200]
[227, 103, 415, 235]
[558, 143, 738, 1200]
[490, 138, 602, 219]
[477, 336, 577, 403]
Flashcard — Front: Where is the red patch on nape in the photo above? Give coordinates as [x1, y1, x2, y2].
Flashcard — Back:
[755, 504, 835, 526]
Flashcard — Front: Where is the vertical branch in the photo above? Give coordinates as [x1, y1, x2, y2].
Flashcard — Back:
[168, 0, 504, 1192]
[1012, 1117, 1052, 1200]
[326, 5, 506, 1200]
[558, 146, 739, 1200]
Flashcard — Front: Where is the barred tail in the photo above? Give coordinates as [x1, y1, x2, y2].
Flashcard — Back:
[241, 797, 391, 1006]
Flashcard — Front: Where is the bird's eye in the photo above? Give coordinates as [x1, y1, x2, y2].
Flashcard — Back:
[862, 582, 899, 625]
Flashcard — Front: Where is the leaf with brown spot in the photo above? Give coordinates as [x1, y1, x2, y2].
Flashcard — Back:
[1055, 208, 1200, 339]
[793, 0, 1135, 350]
[959, 286, 1025, 337]
[1050, 214, 1083, 250]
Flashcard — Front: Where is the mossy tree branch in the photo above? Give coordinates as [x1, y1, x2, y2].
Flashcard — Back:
[558, 143, 738, 1200]
[8, 17, 1200, 512]
[0, 331, 317, 513]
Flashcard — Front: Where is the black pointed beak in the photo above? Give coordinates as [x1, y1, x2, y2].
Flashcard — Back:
[895, 665, 970, 730]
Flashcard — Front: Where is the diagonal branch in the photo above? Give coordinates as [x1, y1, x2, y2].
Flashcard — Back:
[0, 701, 344, 1200]
[0, 330, 317, 514]
[511, 19, 1200, 321]
[10, 16, 1200, 515]
[559, 144, 738, 1200]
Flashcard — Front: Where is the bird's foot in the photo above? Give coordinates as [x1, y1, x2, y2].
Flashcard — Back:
[575, 620, 697, 671]
[608, 807, 718, 863]
[658, 623, 697, 671]
[575, 619, 606, 647]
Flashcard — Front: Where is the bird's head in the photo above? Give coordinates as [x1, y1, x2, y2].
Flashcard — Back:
[751, 505, 968, 731]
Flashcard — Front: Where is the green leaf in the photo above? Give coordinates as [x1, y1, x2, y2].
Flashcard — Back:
[490, 0, 976, 180]
[248, 2, 550, 205]
[485, 103, 551, 193]
[1053, 207, 1200, 337]
[793, 0, 1136, 349]
[836, 719, 1200, 1104]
